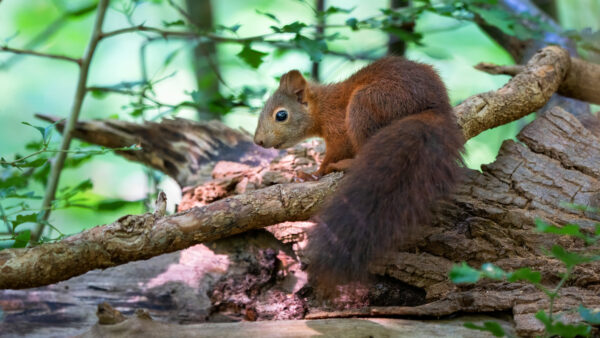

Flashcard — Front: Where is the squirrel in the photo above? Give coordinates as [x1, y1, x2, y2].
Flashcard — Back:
[253, 56, 465, 291]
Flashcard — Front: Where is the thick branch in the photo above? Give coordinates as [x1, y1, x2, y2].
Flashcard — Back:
[455, 45, 569, 139]
[0, 174, 341, 289]
[475, 56, 600, 105]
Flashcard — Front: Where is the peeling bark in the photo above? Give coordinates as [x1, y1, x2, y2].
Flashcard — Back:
[34, 115, 281, 187]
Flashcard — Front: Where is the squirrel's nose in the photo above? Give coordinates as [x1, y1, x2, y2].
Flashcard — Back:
[254, 136, 264, 147]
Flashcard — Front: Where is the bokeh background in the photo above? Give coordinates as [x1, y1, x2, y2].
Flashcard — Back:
[0, 0, 598, 237]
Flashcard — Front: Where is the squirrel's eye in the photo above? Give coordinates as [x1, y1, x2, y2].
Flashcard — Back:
[275, 110, 288, 122]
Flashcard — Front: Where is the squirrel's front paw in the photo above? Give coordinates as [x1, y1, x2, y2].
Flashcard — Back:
[293, 170, 320, 182]
[324, 159, 354, 174]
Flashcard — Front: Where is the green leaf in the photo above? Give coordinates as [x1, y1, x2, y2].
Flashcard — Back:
[534, 310, 552, 327]
[507, 268, 542, 284]
[12, 230, 31, 248]
[2, 190, 40, 199]
[464, 321, 506, 337]
[535, 219, 585, 239]
[0, 172, 28, 189]
[90, 89, 109, 99]
[449, 262, 481, 284]
[163, 48, 180, 67]
[25, 140, 44, 151]
[280, 21, 307, 33]
[549, 245, 593, 268]
[22, 120, 62, 144]
[21, 122, 46, 141]
[382, 26, 423, 44]
[536, 310, 591, 338]
[216, 23, 241, 33]
[346, 18, 359, 30]
[294, 34, 327, 62]
[320, 6, 354, 17]
[560, 202, 599, 214]
[255, 9, 279, 23]
[72, 179, 94, 192]
[480, 263, 506, 280]
[162, 19, 185, 27]
[96, 199, 141, 211]
[15, 158, 48, 168]
[237, 45, 268, 68]
[580, 305, 600, 325]
[130, 108, 144, 117]
[13, 213, 38, 230]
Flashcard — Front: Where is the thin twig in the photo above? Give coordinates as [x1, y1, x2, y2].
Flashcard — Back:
[86, 86, 197, 110]
[0, 202, 12, 235]
[0, 3, 96, 69]
[100, 25, 275, 43]
[32, 0, 110, 242]
[0, 46, 81, 65]
[312, 0, 325, 81]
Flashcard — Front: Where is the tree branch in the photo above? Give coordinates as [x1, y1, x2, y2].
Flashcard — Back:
[0, 46, 81, 65]
[0, 3, 96, 69]
[455, 45, 569, 139]
[0, 174, 341, 289]
[32, 0, 110, 242]
[475, 57, 600, 105]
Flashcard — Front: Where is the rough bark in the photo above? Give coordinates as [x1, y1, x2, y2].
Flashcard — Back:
[454, 45, 569, 139]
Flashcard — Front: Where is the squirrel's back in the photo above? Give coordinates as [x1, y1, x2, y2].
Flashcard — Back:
[304, 57, 464, 291]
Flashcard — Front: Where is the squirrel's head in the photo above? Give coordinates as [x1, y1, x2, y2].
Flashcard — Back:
[254, 70, 313, 149]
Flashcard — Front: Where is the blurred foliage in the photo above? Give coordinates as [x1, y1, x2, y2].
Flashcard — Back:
[450, 206, 600, 337]
[0, 0, 599, 244]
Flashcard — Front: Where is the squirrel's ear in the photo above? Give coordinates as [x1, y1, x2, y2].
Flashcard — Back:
[280, 70, 307, 104]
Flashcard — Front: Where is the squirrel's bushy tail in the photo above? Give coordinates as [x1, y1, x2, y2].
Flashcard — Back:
[305, 108, 464, 290]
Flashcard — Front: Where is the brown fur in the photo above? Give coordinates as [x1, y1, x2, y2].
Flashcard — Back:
[254, 57, 465, 291]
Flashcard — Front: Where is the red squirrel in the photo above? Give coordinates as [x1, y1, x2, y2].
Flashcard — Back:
[254, 57, 465, 290]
